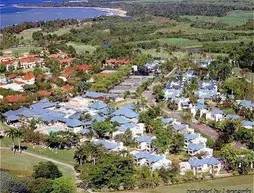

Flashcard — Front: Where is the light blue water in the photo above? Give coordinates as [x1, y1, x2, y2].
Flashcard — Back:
[48, 128, 57, 133]
[0, 0, 109, 28]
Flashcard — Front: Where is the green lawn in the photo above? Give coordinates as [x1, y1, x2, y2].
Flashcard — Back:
[181, 15, 221, 23]
[221, 10, 254, 27]
[3, 46, 42, 56]
[16, 28, 42, 44]
[158, 38, 203, 47]
[67, 42, 97, 54]
[1, 149, 74, 178]
[0, 137, 76, 166]
[114, 175, 254, 193]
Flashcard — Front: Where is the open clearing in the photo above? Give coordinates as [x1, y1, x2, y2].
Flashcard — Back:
[67, 42, 97, 54]
[113, 175, 254, 193]
[0, 149, 74, 178]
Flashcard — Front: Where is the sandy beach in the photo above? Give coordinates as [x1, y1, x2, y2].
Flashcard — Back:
[13, 4, 127, 17]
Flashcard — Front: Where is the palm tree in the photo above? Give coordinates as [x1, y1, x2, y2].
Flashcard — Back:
[6, 128, 17, 153]
[74, 145, 86, 165]
[16, 129, 24, 153]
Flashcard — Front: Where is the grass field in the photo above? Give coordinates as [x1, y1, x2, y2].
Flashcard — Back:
[1, 149, 74, 178]
[3, 46, 42, 56]
[16, 28, 42, 44]
[0, 137, 76, 166]
[67, 42, 97, 54]
[182, 10, 253, 27]
[115, 175, 254, 193]
[221, 10, 254, 27]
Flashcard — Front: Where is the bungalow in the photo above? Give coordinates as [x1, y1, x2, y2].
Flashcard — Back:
[190, 103, 209, 118]
[206, 108, 224, 122]
[82, 92, 105, 100]
[110, 116, 131, 124]
[172, 123, 191, 134]
[241, 120, 254, 129]
[135, 135, 155, 151]
[178, 98, 192, 111]
[188, 156, 221, 176]
[88, 101, 108, 110]
[184, 133, 207, 148]
[112, 104, 139, 121]
[187, 143, 213, 157]
[187, 143, 204, 156]
[225, 114, 240, 120]
[237, 100, 253, 109]
[104, 58, 130, 68]
[161, 118, 175, 126]
[93, 139, 126, 152]
[132, 151, 171, 171]
[112, 123, 144, 138]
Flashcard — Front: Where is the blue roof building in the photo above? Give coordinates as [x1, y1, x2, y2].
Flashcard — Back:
[117, 123, 136, 132]
[110, 116, 131, 124]
[136, 136, 154, 145]
[83, 92, 104, 99]
[184, 133, 199, 141]
[93, 139, 121, 150]
[89, 101, 107, 110]
[161, 118, 174, 125]
[133, 151, 164, 164]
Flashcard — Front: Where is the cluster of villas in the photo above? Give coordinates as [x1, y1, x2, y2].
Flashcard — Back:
[2, 92, 170, 171]
[0, 52, 76, 71]
[0, 71, 37, 92]
[3, 90, 223, 175]
[163, 70, 254, 129]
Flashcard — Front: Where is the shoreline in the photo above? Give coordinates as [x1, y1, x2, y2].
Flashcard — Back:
[12, 4, 127, 17]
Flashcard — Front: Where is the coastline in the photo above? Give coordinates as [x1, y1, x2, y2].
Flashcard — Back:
[13, 4, 127, 17]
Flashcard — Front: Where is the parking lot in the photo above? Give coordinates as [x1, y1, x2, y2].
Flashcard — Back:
[109, 75, 153, 96]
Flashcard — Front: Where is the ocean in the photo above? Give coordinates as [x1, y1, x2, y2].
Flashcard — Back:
[0, 0, 109, 28]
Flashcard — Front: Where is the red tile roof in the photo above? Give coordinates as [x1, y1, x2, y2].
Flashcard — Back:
[8, 74, 16, 79]
[60, 58, 75, 65]
[5, 95, 27, 103]
[62, 85, 74, 91]
[36, 74, 44, 80]
[99, 73, 111, 77]
[61, 64, 91, 77]
[77, 64, 91, 71]
[106, 58, 130, 65]
[38, 90, 51, 97]
[18, 57, 41, 63]
[1, 60, 15, 66]
[23, 72, 35, 80]
[14, 80, 25, 84]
